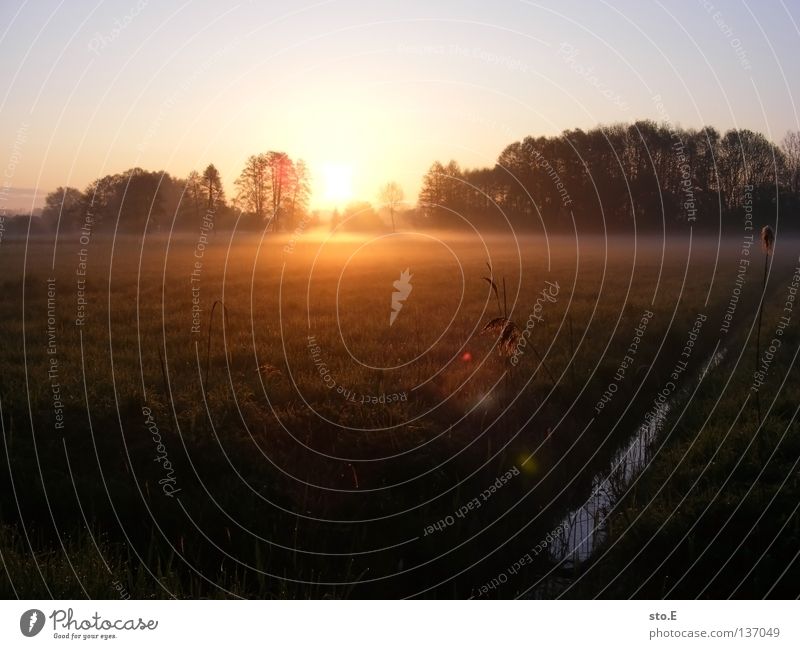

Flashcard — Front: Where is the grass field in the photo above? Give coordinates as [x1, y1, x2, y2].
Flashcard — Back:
[1, 225, 798, 598]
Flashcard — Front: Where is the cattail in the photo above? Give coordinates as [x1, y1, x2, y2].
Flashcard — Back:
[761, 225, 774, 255]
[755, 224, 774, 424]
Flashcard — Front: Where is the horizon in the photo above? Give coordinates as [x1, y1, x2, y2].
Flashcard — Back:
[3, 117, 798, 216]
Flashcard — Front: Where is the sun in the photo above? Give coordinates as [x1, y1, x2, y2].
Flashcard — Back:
[321, 163, 353, 205]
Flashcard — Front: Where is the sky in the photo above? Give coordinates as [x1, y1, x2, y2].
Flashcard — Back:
[1, 0, 799, 212]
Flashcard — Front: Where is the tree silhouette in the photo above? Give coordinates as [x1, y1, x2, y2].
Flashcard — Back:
[234, 154, 270, 222]
[782, 131, 800, 194]
[285, 159, 311, 229]
[42, 186, 85, 231]
[379, 181, 404, 232]
[201, 164, 225, 212]
[417, 122, 791, 233]
[185, 171, 203, 222]
[265, 151, 292, 231]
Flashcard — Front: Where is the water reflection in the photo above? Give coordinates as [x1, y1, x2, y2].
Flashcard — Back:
[549, 347, 727, 566]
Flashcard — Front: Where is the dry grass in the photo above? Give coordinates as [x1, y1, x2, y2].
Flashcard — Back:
[0, 229, 798, 597]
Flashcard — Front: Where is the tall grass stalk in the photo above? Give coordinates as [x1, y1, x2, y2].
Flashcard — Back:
[204, 300, 230, 390]
[755, 225, 774, 425]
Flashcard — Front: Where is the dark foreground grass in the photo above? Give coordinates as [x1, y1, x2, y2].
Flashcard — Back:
[562, 267, 800, 598]
[1, 228, 798, 598]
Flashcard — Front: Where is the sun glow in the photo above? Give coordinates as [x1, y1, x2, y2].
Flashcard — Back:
[321, 163, 354, 205]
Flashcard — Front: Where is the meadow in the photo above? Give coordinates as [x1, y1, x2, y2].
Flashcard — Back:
[0, 225, 798, 598]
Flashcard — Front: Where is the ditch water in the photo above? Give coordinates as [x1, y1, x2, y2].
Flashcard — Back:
[542, 347, 727, 583]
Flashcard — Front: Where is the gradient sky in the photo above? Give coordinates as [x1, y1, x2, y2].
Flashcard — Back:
[1, 0, 799, 211]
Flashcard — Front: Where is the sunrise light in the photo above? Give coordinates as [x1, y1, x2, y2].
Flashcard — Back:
[321, 163, 354, 206]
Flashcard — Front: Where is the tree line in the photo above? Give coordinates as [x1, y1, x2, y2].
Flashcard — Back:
[415, 122, 800, 232]
[18, 123, 800, 237]
[37, 152, 311, 235]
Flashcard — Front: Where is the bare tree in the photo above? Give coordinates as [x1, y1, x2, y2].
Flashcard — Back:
[285, 159, 311, 228]
[201, 164, 225, 212]
[379, 181, 404, 232]
[265, 151, 292, 231]
[782, 131, 800, 194]
[418, 162, 445, 219]
[234, 154, 269, 221]
[185, 171, 203, 221]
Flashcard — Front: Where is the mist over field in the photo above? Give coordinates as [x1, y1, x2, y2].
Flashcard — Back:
[1, 224, 798, 598]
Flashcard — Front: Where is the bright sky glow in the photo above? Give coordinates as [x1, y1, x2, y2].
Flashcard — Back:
[1, 0, 799, 211]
